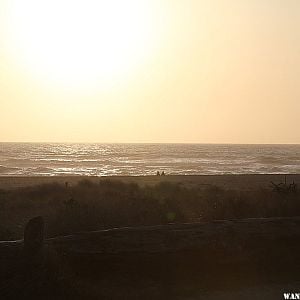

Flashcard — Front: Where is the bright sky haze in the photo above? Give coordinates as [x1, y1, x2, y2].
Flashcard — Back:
[0, 0, 299, 143]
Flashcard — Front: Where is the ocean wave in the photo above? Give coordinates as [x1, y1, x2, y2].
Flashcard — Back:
[0, 143, 299, 176]
[26, 167, 55, 175]
[0, 165, 21, 174]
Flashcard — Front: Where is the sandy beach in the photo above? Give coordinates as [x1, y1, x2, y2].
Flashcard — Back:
[0, 173, 299, 191]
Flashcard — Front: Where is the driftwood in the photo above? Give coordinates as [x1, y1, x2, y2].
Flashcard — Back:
[270, 175, 298, 193]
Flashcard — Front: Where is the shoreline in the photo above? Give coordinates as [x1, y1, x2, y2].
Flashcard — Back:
[0, 173, 299, 190]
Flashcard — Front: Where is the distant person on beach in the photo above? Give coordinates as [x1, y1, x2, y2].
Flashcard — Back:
[161, 171, 165, 176]
[156, 171, 160, 176]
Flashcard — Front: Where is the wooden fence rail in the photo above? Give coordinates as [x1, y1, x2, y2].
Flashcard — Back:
[1, 216, 300, 298]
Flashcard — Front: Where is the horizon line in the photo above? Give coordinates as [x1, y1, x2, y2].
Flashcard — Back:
[0, 141, 299, 146]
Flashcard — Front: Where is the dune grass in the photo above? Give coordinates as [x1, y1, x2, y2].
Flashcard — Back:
[0, 179, 299, 240]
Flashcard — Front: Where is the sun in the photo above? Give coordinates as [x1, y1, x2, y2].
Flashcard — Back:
[8, 0, 158, 90]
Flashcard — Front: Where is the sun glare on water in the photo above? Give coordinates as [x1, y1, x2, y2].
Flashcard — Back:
[8, 0, 160, 90]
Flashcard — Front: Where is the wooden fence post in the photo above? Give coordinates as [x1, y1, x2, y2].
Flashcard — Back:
[23, 216, 44, 260]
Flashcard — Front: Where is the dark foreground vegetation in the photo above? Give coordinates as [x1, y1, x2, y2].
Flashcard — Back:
[1, 214, 300, 299]
[1, 178, 300, 299]
[0, 178, 299, 240]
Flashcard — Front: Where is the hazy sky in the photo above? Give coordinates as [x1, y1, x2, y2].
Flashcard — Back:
[1, 0, 299, 143]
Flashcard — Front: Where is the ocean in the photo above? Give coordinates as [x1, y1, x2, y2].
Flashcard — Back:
[0, 143, 299, 176]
